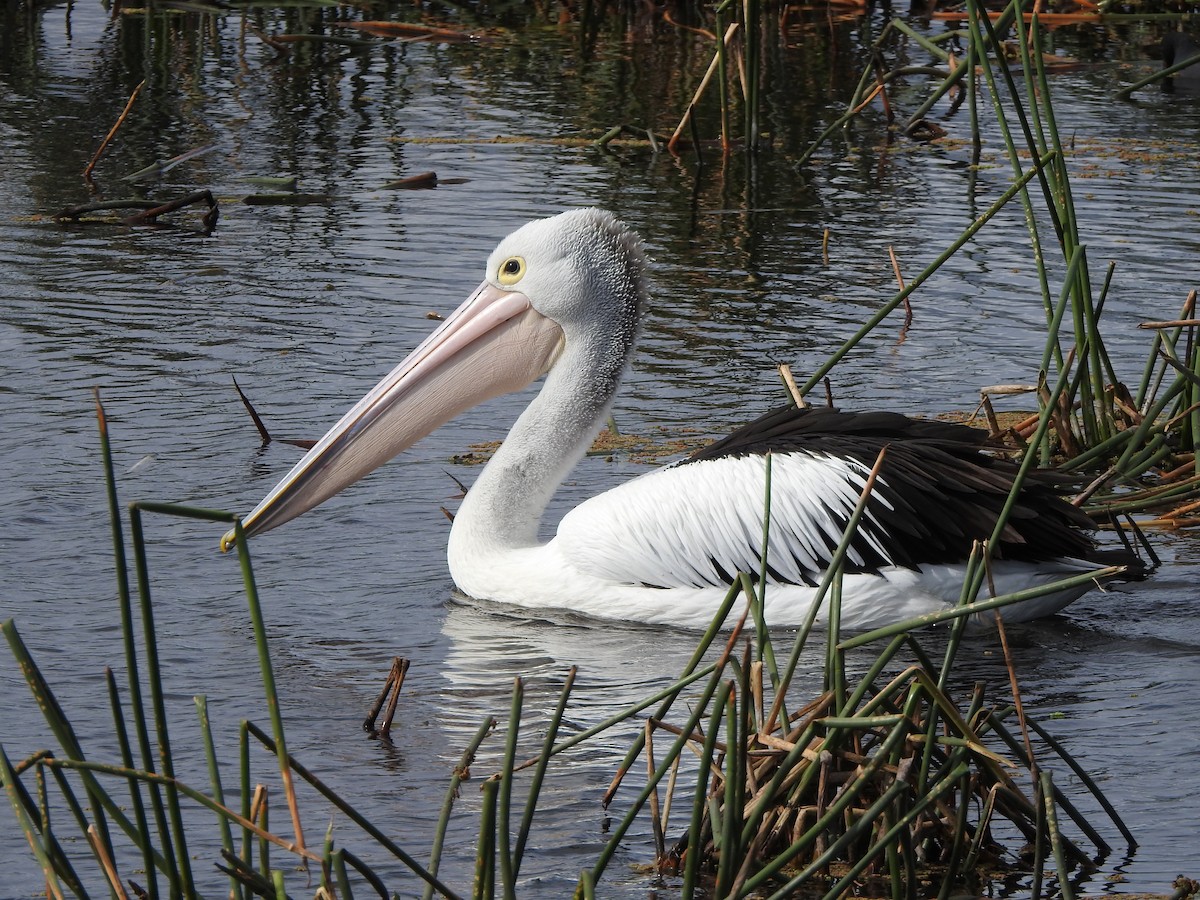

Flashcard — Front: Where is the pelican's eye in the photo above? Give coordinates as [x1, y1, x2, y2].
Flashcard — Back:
[497, 256, 526, 286]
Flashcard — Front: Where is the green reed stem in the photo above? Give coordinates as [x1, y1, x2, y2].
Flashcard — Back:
[342, 845, 392, 899]
[1114, 376, 1188, 474]
[4, 618, 178, 885]
[743, 0, 760, 152]
[594, 662, 735, 888]
[1030, 771, 1048, 900]
[1093, 260, 1121, 384]
[962, 783, 999, 874]
[0, 745, 65, 899]
[598, 580, 740, 806]
[846, 22, 887, 110]
[239, 720, 254, 877]
[513, 668, 575, 878]
[739, 716, 913, 894]
[967, 18, 982, 168]
[903, 2, 1018, 131]
[1123, 434, 1172, 477]
[425, 716, 494, 900]
[987, 715, 1108, 853]
[196, 694, 237, 895]
[95, 393, 166, 894]
[915, 676, 948, 801]
[976, 2, 1064, 242]
[935, 542, 986, 689]
[957, 341, 1082, 603]
[715, 677, 743, 897]
[968, 0, 1057, 356]
[498, 677, 522, 899]
[333, 848, 355, 900]
[890, 18, 953, 60]
[1040, 246, 1087, 380]
[1189, 326, 1200, 461]
[257, 799, 271, 884]
[553, 659, 706, 775]
[802, 152, 1057, 397]
[239, 721, 460, 899]
[128, 504, 194, 892]
[105, 666, 156, 893]
[818, 761, 972, 900]
[1041, 770, 1077, 900]
[1036, 20, 1113, 439]
[939, 768, 973, 895]
[1116, 48, 1200, 99]
[838, 565, 1122, 649]
[1059, 424, 1138, 473]
[1007, 714, 1135, 847]
[574, 868, 597, 900]
[46, 764, 94, 857]
[33, 753, 312, 866]
[1013, 12, 1050, 158]
[825, 570, 845, 707]
[321, 822, 335, 894]
[753, 455, 784, 715]
[716, 3, 730, 150]
[475, 779, 498, 900]
[1136, 326, 1167, 411]
[838, 632, 907, 716]
[223, 519, 308, 865]
[770, 446, 888, 734]
[682, 678, 733, 900]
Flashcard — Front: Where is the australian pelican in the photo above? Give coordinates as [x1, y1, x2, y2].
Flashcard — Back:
[223, 208, 1136, 630]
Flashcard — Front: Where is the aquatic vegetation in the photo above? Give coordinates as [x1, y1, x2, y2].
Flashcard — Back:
[0, 397, 1139, 898]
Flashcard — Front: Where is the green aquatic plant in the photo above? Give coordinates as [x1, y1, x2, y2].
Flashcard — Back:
[1, 393, 1136, 899]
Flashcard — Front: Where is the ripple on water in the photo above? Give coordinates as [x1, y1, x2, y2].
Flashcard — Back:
[2, 9, 1200, 898]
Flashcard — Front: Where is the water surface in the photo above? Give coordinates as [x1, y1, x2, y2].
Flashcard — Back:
[1, 4, 1198, 896]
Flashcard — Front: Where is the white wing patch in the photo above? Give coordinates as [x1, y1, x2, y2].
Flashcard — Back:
[553, 452, 897, 588]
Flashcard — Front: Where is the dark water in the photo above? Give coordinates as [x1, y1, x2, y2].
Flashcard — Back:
[1, 3, 1198, 897]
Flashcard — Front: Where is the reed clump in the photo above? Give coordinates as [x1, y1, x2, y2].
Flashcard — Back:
[775, 0, 1200, 528]
[626, 636, 1129, 898]
[1, 399, 1139, 898]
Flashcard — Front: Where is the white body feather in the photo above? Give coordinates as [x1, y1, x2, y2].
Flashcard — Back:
[448, 449, 1100, 631]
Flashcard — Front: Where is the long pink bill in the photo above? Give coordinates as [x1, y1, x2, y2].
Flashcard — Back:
[221, 281, 564, 551]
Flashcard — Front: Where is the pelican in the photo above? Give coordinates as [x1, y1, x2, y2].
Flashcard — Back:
[222, 208, 1137, 630]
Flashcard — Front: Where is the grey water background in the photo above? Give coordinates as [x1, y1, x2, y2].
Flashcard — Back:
[2, 3, 1199, 896]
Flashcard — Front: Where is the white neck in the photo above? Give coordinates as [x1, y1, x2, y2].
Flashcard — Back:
[447, 339, 623, 559]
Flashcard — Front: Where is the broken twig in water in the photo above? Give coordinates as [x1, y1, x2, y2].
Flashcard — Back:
[232, 378, 316, 450]
[380, 171, 439, 189]
[342, 20, 485, 43]
[888, 246, 914, 339]
[55, 191, 218, 230]
[364, 658, 410, 738]
[125, 190, 219, 230]
[84, 80, 144, 182]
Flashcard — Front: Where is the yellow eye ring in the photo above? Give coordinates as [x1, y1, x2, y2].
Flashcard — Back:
[497, 256, 526, 285]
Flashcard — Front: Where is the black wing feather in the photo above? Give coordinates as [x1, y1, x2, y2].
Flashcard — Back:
[683, 405, 1097, 567]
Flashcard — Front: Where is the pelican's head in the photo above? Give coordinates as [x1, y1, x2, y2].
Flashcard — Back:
[221, 208, 648, 549]
[487, 207, 647, 339]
